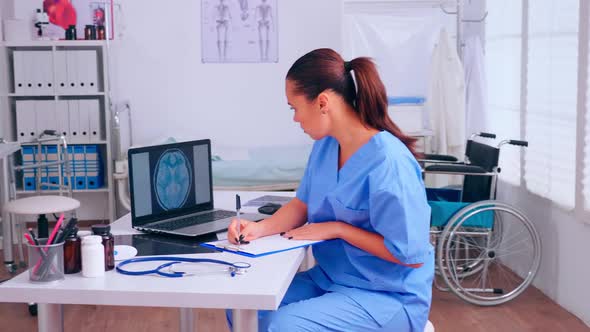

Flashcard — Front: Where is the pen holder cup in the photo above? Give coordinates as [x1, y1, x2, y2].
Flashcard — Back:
[26, 239, 65, 283]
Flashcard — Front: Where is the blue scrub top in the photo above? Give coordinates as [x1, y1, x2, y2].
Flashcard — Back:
[297, 131, 434, 331]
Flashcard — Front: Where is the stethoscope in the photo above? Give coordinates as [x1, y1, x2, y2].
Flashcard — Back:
[116, 256, 251, 278]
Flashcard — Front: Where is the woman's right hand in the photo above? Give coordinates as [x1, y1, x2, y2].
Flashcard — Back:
[227, 218, 266, 244]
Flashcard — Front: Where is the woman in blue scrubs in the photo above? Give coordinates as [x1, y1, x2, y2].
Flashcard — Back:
[228, 48, 433, 332]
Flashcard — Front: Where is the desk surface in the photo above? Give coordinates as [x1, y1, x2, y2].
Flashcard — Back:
[0, 191, 302, 310]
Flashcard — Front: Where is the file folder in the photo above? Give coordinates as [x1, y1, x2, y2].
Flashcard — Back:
[22, 146, 37, 190]
[56, 100, 70, 138]
[16, 100, 37, 142]
[84, 145, 103, 189]
[13, 50, 25, 94]
[54, 51, 68, 95]
[66, 50, 79, 94]
[47, 145, 59, 189]
[79, 51, 99, 93]
[68, 100, 80, 143]
[73, 145, 86, 189]
[78, 100, 91, 143]
[62, 146, 75, 187]
[35, 100, 58, 137]
[201, 234, 322, 258]
[23, 51, 34, 94]
[39, 145, 49, 190]
[86, 99, 101, 142]
[38, 51, 54, 95]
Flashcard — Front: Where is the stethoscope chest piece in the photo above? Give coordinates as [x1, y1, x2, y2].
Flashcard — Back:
[229, 262, 251, 276]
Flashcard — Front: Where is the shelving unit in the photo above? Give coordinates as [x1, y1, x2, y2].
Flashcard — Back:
[0, 40, 115, 222]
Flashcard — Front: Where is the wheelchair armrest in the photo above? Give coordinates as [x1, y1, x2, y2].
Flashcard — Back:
[419, 159, 465, 165]
[422, 154, 459, 162]
[424, 164, 487, 174]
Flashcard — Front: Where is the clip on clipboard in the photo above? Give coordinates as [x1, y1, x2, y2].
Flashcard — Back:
[201, 234, 322, 258]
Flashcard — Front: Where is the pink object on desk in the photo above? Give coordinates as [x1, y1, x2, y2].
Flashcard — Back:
[31, 213, 64, 274]
[47, 213, 65, 246]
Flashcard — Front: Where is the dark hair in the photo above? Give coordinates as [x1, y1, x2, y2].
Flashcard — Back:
[286, 48, 419, 158]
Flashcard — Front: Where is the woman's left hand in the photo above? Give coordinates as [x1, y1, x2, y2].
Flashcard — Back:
[282, 222, 344, 241]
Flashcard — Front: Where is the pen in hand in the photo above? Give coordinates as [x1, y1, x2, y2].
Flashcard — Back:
[236, 194, 242, 249]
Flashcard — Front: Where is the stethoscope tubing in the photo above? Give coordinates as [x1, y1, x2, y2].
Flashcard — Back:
[116, 256, 251, 278]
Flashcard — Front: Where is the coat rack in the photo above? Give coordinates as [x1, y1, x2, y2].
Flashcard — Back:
[440, 1, 487, 61]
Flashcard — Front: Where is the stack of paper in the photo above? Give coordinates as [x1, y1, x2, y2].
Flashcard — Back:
[201, 234, 322, 258]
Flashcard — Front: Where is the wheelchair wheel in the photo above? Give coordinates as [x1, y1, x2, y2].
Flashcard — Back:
[433, 211, 504, 281]
[437, 200, 541, 306]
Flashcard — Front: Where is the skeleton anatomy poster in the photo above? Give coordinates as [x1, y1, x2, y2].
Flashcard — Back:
[201, 0, 278, 63]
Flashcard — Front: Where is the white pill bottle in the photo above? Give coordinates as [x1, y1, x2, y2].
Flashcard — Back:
[81, 235, 105, 277]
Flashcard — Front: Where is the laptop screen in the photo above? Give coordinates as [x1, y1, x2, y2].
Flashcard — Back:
[128, 139, 214, 226]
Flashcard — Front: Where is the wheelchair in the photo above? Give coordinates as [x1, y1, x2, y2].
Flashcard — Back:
[422, 132, 541, 306]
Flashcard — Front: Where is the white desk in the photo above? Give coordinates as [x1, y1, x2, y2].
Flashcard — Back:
[0, 191, 301, 332]
[1, 141, 20, 270]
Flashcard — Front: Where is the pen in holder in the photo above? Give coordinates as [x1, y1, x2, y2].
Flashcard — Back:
[27, 238, 65, 283]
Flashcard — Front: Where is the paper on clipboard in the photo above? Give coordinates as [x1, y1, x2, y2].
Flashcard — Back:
[201, 234, 322, 258]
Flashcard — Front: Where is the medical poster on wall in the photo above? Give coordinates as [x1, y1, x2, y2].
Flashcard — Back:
[42, 0, 114, 40]
[201, 0, 278, 63]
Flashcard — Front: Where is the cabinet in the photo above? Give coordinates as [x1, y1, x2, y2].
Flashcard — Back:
[1, 40, 114, 222]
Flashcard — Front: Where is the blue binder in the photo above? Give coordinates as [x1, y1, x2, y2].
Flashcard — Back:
[22, 146, 36, 190]
[21, 144, 105, 191]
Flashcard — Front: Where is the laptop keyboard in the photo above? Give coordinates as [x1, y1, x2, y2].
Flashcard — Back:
[149, 210, 236, 231]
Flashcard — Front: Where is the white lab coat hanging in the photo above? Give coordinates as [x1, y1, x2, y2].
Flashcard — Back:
[425, 28, 466, 159]
[463, 35, 487, 136]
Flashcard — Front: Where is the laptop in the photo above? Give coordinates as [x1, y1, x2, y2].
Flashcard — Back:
[128, 139, 266, 237]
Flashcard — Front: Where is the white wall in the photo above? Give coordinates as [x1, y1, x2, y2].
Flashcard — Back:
[498, 184, 590, 325]
[108, 0, 341, 149]
[11, 0, 341, 148]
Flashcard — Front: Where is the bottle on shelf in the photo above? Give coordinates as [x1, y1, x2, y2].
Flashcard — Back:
[65, 25, 77, 40]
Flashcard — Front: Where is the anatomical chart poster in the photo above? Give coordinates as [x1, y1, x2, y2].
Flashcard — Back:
[201, 0, 278, 63]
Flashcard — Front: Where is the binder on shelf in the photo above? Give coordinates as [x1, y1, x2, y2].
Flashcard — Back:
[30, 52, 41, 94]
[68, 100, 80, 143]
[13, 50, 25, 94]
[37, 51, 54, 95]
[62, 146, 75, 187]
[22, 146, 36, 191]
[79, 50, 99, 93]
[84, 145, 103, 189]
[35, 100, 58, 137]
[66, 50, 79, 94]
[56, 100, 70, 138]
[82, 99, 101, 142]
[20, 144, 104, 191]
[73, 145, 86, 189]
[47, 145, 59, 189]
[12, 47, 108, 198]
[39, 145, 49, 190]
[78, 99, 91, 143]
[54, 51, 68, 95]
[16, 100, 36, 143]
[23, 52, 34, 95]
